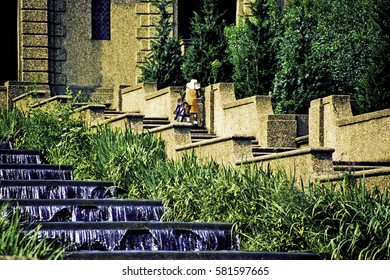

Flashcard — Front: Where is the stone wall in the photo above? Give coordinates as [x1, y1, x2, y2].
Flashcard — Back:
[120, 83, 182, 122]
[204, 83, 307, 148]
[16, 0, 255, 97]
[309, 95, 390, 162]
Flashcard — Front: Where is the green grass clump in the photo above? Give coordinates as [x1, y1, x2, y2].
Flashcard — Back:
[1, 106, 389, 259]
[0, 205, 63, 260]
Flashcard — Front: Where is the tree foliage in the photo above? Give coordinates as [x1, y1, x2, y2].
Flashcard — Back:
[181, 0, 233, 86]
[225, 0, 281, 99]
[138, 0, 183, 89]
[271, 0, 390, 114]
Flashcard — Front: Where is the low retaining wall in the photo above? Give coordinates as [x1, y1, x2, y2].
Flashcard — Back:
[92, 113, 145, 133]
[239, 148, 335, 183]
[176, 135, 254, 165]
[309, 95, 390, 162]
[204, 83, 308, 148]
[316, 167, 390, 191]
[149, 123, 193, 160]
[121, 83, 182, 122]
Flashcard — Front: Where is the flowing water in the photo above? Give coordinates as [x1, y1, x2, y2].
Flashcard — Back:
[1, 140, 240, 253]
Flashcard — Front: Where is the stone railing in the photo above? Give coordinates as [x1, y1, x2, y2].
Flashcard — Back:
[309, 95, 390, 162]
[204, 83, 308, 148]
[120, 82, 182, 122]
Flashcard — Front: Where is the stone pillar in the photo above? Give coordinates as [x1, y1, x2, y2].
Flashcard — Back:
[309, 95, 353, 148]
[19, 0, 50, 87]
[267, 115, 297, 148]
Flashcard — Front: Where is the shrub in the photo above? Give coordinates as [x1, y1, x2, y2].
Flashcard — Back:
[138, 0, 184, 88]
[225, 0, 281, 99]
[181, 0, 233, 86]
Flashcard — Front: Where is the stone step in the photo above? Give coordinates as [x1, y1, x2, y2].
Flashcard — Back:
[143, 117, 170, 130]
[103, 109, 127, 119]
[0, 163, 74, 180]
[24, 221, 239, 252]
[252, 147, 296, 157]
[190, 127, 218, 143]
[333, 161, 390, 172]
[296, 135, 309, 148]
[64, 250, 326, 260]
[0, 179, 117, 199]
[0, 149, 42, 164]
[0, 199, 166, 222]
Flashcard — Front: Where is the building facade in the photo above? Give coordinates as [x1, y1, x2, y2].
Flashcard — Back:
[17, 0, 253, 98]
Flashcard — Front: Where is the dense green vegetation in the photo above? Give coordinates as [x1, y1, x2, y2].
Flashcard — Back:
[0, 204, 63, 260]
[141, 0, 390, 114]
[137, 0, 184, 89]
[1, 104, 389, 260]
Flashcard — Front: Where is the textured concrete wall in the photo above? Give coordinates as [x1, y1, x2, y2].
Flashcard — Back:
[176, 135, 254, 165]
[61, 0, 139, 91]
[203, 83, 305, 147]
[150, 123, 193, 160]
[240, 147, 336, 183]
[309, 95, 390, 162]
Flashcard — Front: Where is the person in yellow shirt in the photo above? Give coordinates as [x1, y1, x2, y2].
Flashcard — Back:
[184, 79, 201, 125]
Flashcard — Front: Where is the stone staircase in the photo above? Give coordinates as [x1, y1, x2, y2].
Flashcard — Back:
[0, 138, 324, 260]
[143, 117, 170, 130]
[332, 161, 390, 173]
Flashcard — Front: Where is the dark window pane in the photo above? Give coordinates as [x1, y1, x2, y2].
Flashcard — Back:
[92, 0, 110, 40]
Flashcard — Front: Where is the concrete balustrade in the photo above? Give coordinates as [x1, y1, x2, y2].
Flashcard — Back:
[309, 95, 390, 162]
[4, 80, 390, 189]
[204, 83, 308, 148]
[177, 135, 254, 164]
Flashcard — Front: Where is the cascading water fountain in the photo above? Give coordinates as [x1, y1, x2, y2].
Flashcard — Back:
[0, 138, 324, 259]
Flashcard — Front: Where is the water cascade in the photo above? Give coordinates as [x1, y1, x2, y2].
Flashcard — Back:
[0, 139, 324, 259]
[0, 140, 240, 258]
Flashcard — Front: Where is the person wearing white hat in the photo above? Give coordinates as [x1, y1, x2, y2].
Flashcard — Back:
[184, 79, 201, 125]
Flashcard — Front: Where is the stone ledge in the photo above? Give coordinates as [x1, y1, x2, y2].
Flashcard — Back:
[30, 95, 71, 108]
[337, 108, 390, 127]
[239, 147, 335, 164]
[149, 122, 192, 134]
[177, 135, 254, 151]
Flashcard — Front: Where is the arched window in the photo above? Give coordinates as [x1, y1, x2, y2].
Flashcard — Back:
[91, 0, 111, 40]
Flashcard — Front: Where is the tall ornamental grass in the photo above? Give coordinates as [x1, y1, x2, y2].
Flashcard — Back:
[1, 107, 389, 259]
[0, 204, 64, 260]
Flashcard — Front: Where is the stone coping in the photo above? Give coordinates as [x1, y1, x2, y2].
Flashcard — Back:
[223, 96, 257, 110]
[337, 108, 390, 127]
[12, 90, 48, 102]
[176, 135, 255, 151]
[145, 86, 182, 101]
[149, 122, 192, 133]
[71, 103, 107, 113]
[316, 167, 390, 182]
[30, 95, 71, 108]
[95, 112, 145, 126]
[121, 82, 157, 95]
[238, 147, 336, 165]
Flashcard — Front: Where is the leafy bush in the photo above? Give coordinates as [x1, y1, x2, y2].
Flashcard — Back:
[272, 0, 390, 114]
[0, 97, 85, 162]
[2, 107, 390, 259]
